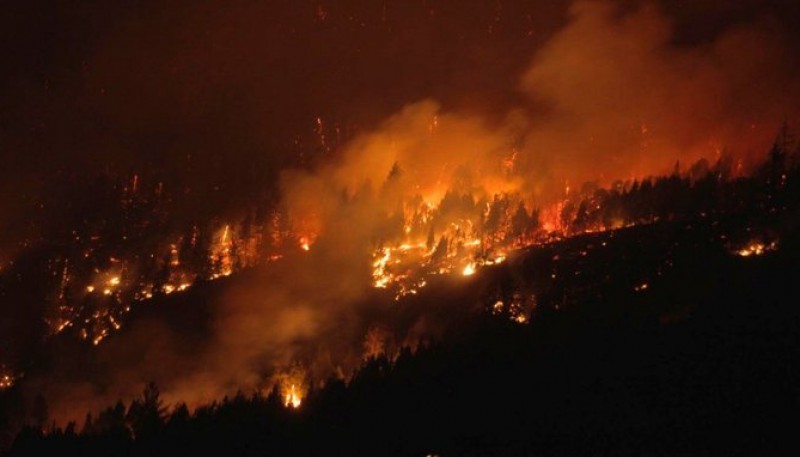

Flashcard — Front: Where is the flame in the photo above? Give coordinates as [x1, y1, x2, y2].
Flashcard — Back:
[363, 326, 389, 359]
[284, 384, 302, 409]
[490, 296, 532, 324]
[372, 248, 392, 288]
[162, 282, 192, 295]
[462, 263, 476, 276]
[492, 300, 504, 314]
[735, 241, 777, 257]
[169, 244, 180, 266]
[42, 213, 323, 349]
[366, 191, 538, 296]
[92, 330, 108, 346]
[209, 225, 234, 279]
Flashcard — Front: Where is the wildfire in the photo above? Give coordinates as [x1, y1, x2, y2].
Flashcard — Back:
[492, 300, 504, 314]
[27, 140, 784, 365]
[162, 282, 192, 295]
[270, 367, 308, 410]
[284, 384, 302, 409]
[40, 211, 328, 350]
[54, 319, 72, 334]
[372, 248, 393, 288]
[490, 295, 533, 324]
[363, 326, 389, 359]
[0, 370, 14, 390]
[43, 181, 605, 354]
[209, 225, 234, 279]
[735, 241, 778, 257]
[462, 263, 476, 276]
[366, 191, 541, 297]
[93, 330, 108, 346]
[169, 244, 180, 266]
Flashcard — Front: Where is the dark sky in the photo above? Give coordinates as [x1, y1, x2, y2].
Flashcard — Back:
[0, 1, 557, 243]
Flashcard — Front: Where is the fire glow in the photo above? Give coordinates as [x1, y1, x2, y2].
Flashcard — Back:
[735, 241, 778, 258]
[0, 370, 14, 390]
[284, 384, 302, 409]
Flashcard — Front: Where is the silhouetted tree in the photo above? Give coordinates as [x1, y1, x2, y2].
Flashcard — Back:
[510, 202, 531, 243]
[126, 382, 167, 441]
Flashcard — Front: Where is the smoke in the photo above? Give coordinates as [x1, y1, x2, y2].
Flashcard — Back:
[519, 0, 800, 188]
[279, 0, 800, 218]
[15, 0, 800, 424]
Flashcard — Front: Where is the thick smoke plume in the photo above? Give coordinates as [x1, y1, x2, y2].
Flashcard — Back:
[520, 0, 799, 187]
[289, 0, 800, 212]
[11, 0, 800, 424]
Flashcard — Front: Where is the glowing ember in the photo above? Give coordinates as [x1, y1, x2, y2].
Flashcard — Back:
[0, 375, 13, 390]
[54, 319, 72, 334]
[490, 296, 532, 324]
[735, 241, 777, 257]
[492, 300, 504, 314]
[93, 331, 108, 346]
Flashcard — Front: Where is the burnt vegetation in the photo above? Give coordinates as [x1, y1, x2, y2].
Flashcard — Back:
[2, 136, 800, 455]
